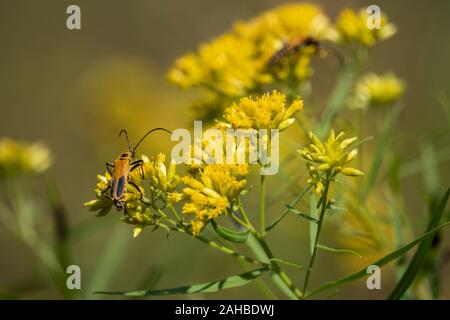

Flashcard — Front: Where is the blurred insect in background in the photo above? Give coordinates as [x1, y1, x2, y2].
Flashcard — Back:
[101, 128, 172, 212]
[267, 36, 344, 67]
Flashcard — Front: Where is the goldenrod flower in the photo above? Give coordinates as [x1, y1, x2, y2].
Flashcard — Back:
[141, 153, 180, 196]
[167, 192, 183, 203]
[223, 90, 303, 131]
[0, 138, 52, 178]
[335, 8, 396, 47]
[168, 3, 335, 99]
[298, 130, 363, 192]
[349, 72, 405, 109]
[181, 164, 248, 235]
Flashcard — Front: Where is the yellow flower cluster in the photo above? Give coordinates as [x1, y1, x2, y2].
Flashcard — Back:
[168, 3, 335, 98]
[0, 138, 52, 178]
[182, 164, 248, 235]
[298, 130, 363, 193]
[141, 153, 180, 198]
[349, 72, 405, 109]
[223, 90, 303, 131]
[335, 8, 396, 47]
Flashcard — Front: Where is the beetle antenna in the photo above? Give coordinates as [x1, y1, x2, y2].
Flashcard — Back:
[119, 129, 132, 151]
[133, 127, 172, 153]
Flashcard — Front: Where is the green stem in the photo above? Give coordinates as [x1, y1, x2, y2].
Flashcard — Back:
[167, 203, 181, 223]
[252, 231, 303, 299]
[229, 209, 252, 230]
[238, 197, 252, 228]
[302, 174, 331, 294]
[260, 175, 267, 237]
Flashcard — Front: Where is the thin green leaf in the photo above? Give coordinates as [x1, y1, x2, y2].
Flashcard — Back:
[307, 221, 450, 297]
[318, 65, 356, 138]
[96, 267, 268, 296]
[284, 204, 318, 223]
[310, 194, 319, 255]
[269, 258, 303, 269]
[329, 205, 348, 212]
[361, 106, 401, 200]
[266, 184, 312, 232]
[317, 244, 362, 258]
[347, 136, 373, 151]
[388, 188, 450, 300]
[211, 220, 249, 243]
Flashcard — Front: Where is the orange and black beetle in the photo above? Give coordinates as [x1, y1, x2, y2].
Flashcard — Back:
[101, 128, 172, 212]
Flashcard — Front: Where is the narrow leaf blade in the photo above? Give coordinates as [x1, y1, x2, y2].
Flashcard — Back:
[96, 267, 268, 296]
[317, 244, 362, 258]
[211, 220, 249, 243]
[307, 221, 450, 297]
[266, 184, 312, 232]
[388, 188, 450, 300]
[284, 204, 318, 223]
[362, 106, 401, 200]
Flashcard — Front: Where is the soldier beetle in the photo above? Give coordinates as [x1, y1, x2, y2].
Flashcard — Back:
[267, 36, 343, 67]
[101, 128, 172, 212]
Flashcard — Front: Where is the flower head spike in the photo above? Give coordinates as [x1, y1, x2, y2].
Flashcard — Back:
[168, 3, 334, 119]
[349, 73, 405, 110]
[298, 129, 363, 192]
[181, 164, 248, 235]
[141, 153, 180, 197]
[335, 8, 396, 47]
[223, 90, 303, 131]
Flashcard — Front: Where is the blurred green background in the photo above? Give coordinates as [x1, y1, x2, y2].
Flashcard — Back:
[0, 0, 449, 299]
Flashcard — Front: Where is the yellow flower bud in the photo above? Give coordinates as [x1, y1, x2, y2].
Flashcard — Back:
[341, 167, 364, 176]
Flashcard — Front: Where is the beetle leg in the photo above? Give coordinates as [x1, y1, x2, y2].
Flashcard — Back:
[130, 160, 145, 179]
[128, 181, 143, 198]
[128, 181, 151, 206]
[106, 162, 115, 175]
[130, 160, 143, 170]
[100, 184, 112, 201]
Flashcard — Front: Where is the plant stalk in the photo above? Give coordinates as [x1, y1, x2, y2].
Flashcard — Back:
[260, 175, 267, 237]
[302, 174, 331, 294]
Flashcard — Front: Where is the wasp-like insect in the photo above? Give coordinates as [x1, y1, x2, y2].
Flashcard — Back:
[267, 36, 343, 67]
[101, 128, 172, 212]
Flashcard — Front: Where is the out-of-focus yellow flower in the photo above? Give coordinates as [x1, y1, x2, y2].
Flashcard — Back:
[168, 3, 335, 98]
[349, 72, 405, 109]
[223, 90, 303, 131]
[335, 8, 396, 47]
[0, 138, 52, 178]
[298, 130, 363, 192]
[182, 164, 248, 235]
[168, 34, 262, 97]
